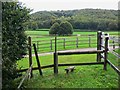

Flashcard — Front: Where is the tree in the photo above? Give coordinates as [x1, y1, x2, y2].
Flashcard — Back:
[2, 2, 31, 89]
[59, 21, 73, 35]
[49, 21, 73, 35]
[49, 22, 60, 35]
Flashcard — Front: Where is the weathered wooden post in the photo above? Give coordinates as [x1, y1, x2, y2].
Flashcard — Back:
[76, 37, 78, 48]
[28, 37, 33, 78]
[97, 31, 102, 62]
[112, 36, 115, 50]
[103, 36, 109, 70]
[37, 41, 39, 52]
[63, 38, 65, 49]
[50, 39, 52, 50]
[88, 35, 91, 47]
[33, 44, 43, 76]
[54, 35, 58, 74]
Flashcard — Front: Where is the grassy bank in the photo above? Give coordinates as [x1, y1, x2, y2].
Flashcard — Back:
[17, 53, 119, 88]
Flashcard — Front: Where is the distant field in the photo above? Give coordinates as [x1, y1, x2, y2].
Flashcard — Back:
[26, 29, 119, 36]
[25, 29, 118, 53]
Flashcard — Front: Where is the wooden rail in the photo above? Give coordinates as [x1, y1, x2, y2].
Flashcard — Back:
[58, 50, 104, 55]
[17, 64, 33, 89]
[107, 59, 120, 76]
[17, 64, 54, 72]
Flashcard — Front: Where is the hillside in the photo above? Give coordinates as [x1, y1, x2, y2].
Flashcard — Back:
[25, 9, 118, 31]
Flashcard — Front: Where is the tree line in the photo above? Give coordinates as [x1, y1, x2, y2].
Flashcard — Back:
[24, 9, 118, 31]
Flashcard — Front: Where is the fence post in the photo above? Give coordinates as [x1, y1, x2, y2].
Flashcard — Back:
[54, 35, 58, 74]
[76, 37, 78, 48]
[63, 38, 65, 49]
[97, 31, 102, 62]
[37, 41, 39, 52]
[50, 39, 52, 50]
[112, 36, 115, 50]
[33, 44, 43, 76]
[88, 35, 91, 47]
[103, 36, 109, 70]
[28, 37, 33, 78]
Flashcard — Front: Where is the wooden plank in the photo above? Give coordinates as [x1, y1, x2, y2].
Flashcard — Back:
[58, 62, 104, 66]
[58, 50, 104, 55]
[33, 44, 43, 76]
[17, 64, 54, 72]
[28, 37, 33, 78]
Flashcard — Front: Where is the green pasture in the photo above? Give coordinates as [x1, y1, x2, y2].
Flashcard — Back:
[25, 29, 118, 53]
[16, 52, 119, 88]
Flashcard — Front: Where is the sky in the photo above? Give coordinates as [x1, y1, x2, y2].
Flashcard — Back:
[19, 0, 119, 13]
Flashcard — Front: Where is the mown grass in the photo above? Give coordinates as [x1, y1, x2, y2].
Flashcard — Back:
[25, 30, 118, 53]
[17, 53, 119, 88]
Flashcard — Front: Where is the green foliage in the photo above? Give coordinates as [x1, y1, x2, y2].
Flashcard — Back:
[49, 22, 60, 35]
[49, 21, 73, 35]
[59, 21, 73, 35]
[26, 9, 118, 31]
[2, 2, 30, 89]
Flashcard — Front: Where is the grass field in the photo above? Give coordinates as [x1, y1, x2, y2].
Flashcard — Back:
[25, 29, 118, 53]
[16, 53, 119, 88]
[15, 29, 119, 88]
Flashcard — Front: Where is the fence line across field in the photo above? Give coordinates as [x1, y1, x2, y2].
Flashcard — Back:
[17, 31, 120, 87]
[30, 35, 97, 53]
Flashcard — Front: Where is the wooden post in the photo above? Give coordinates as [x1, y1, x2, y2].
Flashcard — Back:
[54, 36, 58, 74]
[112, 36, 115, 51]
[28, 37, 33, 78]
[37, 41, 39, 52]
[97, 31, 102, 62]
[33, 44, 43, 76]
[103, 36, 109, 70]
[63, 38, 65, 49]
[50, 39, 52, 50]
[88, 35, 91, 47]
[76, 37, 78, 48]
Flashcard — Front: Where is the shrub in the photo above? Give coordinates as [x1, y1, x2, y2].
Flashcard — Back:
[49, 21, 73, 35]
[49, 22, 60, 35]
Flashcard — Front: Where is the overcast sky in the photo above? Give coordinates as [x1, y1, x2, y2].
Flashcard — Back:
[19, 0, 119, 13]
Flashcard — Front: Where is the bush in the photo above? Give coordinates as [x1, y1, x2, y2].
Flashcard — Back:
[2, 2, 30, 89]
[49, 22, 60, 35]
[59, 21, 73, 35]
[49, 21, 73, 35]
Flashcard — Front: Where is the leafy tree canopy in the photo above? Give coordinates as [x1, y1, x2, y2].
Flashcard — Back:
[2, 1, 31, 89]
[49, 21, 73, 35]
